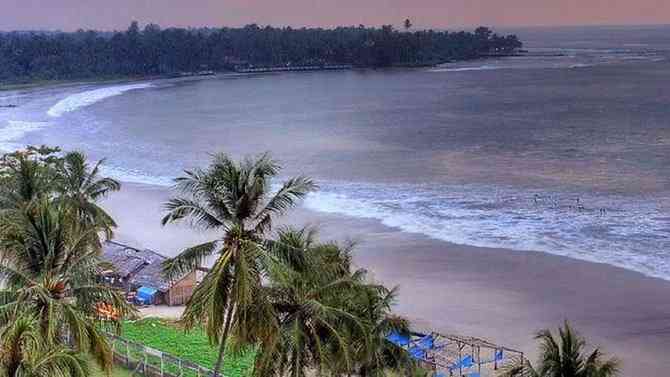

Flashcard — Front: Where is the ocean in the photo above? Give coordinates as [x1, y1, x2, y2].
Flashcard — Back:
[1, 25, 669, 279]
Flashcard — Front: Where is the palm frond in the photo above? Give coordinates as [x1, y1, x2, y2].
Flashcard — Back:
[163, 240, 219, 280]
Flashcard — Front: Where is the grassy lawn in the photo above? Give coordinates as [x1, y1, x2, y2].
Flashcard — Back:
[118, 317, 255, 377]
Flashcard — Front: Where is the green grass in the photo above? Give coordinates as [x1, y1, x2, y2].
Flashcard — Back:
[118, 317, 255, 377]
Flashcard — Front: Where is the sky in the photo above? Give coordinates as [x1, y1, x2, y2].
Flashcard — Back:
[1, 0, 669, 31]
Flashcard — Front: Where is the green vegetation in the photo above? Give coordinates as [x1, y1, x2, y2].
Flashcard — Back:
[161, 153, 316, 376]
[0, 146, 621, 377]
[0, 22, 522, 83]
[251, 227, 418, 377]
[0, 146, 134, 376]
[120, 318, 255, 377]
[161, 153, 420, 376]
[498, 321, 619, 377]
[0, 315, 90, 377]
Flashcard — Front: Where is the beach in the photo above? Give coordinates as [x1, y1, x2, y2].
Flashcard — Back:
[104, 182, 670, 376]
[4, 25, 670, 376]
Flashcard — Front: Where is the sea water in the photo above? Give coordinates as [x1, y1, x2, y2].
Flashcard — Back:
[1, 25, 669, 279]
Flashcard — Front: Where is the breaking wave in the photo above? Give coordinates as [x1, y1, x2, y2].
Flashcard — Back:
[430, 65, 500, 72]
[47, 83, 153, 117]
[0, 120, 50, 151]
[303, 182, 670, 281]
[99, 165, 175, 187]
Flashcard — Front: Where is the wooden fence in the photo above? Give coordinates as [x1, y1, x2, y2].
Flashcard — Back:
[106, 333, 219, 377]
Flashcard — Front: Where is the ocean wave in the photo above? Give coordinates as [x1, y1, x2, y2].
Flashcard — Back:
[431, 65, 500, 72]
[0, 120, 50, 151]
[303, 182, 670, 281]
[47, 83, 153, 117]
[92, 164, 670, 281]
[99, 165, 175, 187]
[569, 63, 594, 69]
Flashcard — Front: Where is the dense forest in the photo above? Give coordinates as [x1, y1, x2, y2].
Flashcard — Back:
[0, 22, 522, 82]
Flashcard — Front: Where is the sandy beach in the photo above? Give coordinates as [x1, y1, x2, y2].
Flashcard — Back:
[103, 182, 670, 376]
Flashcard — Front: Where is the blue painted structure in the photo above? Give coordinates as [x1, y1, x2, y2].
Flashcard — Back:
[136, 286, 158, 305]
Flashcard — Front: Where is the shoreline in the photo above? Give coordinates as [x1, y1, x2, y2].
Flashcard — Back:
[102, 181, 670, 376]
[0, 75, 162, 92]
[0, 52, 526, 93]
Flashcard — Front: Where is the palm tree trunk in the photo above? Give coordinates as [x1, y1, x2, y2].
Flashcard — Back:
[213, 303, 235, 377]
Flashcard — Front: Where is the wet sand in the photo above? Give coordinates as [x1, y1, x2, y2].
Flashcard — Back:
[103, 183, 670, 376]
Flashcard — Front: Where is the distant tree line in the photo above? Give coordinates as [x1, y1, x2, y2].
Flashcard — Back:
[0, 22, 522, 82]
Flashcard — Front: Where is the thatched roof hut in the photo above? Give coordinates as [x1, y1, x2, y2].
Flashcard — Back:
[101, 241, 197, 305]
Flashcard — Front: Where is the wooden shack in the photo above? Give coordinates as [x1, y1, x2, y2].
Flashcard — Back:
[101, 241, 199, 306]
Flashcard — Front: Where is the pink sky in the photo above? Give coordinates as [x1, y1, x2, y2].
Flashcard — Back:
[1, 0, 669, 31]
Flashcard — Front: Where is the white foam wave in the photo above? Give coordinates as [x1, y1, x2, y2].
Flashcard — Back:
[304, 183, 670, 281]
[431, 65, 499, 72]
[99, 165, 174, 187]
[0, 120, 50, 151]
[47, 83, 153, 117]
[55, 156, 670, 282]
[569, 63, 593, 69]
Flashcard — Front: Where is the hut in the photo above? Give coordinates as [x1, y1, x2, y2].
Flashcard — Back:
[101, 241, 200, 306]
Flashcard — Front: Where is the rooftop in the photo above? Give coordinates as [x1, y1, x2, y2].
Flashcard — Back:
[101, 241, 172, 292]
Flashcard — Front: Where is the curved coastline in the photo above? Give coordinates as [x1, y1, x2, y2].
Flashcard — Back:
[101, 180, 670, 377]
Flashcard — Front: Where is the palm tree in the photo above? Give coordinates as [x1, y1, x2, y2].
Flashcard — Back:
[0, 314, 91, 377]
[0, 148, 120, 240]
[0, 199, 134, 374]
[161, 153, 316, 377]
[55, 151, 121, 239]
[251, 227, 366, 377]
[0, 146, 59, 211]
[352, 285, 416, 377]
[499, 321, 619, 377]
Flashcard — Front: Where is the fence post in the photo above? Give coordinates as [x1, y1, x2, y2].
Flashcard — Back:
[126, 340, 130, 368]
[104, 332, 218, 377]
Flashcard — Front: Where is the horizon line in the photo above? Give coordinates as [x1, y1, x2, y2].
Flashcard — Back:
[1, 21, 669, 34]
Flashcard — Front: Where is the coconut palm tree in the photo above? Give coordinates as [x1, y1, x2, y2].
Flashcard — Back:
[55, 151, 120, 239]
[0, 199, 134, 374]
[0, 146, 60, 211]
[251, 228, 366, 377]
[0, 314, 91, 377]
[0, 148, 120, 239]
[498, 321, 619, 377]
[352, 285, 416, 377]
[161, 153, 316, 377]
[252, 227, 416, 377]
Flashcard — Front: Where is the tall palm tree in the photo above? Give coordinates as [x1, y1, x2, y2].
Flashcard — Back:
[0, 199, 134, 374]
[251, 227, 366, 377]
[0, 314, 91, 377]
[55, 151, 121, 239]
[161, 153, 316, 377]
[499, 321, 619, 377]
